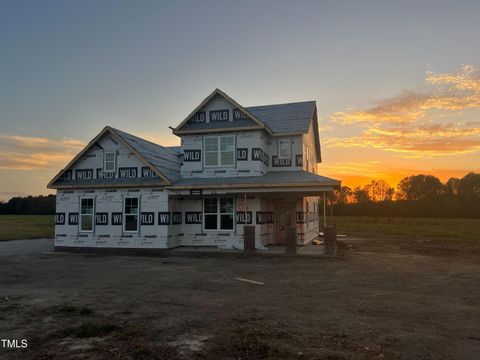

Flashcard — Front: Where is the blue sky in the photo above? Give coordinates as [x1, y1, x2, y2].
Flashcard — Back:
[1, 0, 480, 199]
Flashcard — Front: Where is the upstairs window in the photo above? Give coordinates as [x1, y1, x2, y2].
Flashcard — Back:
[104, 152, 116, 172]
[124, 197, 139, 232]
[278, 139, 291, 159]
[204, 198, 234, 231]
[80, 198, 94, 232]
[204, 136, 235, 167]
[204, 137, 219, 166]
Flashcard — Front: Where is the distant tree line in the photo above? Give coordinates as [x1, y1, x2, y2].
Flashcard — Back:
[0, 195, 55, 215]
[332, 172, 480, 218]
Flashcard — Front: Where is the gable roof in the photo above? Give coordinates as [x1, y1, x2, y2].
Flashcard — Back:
[245, 100, 316, 134]
[47, 126, 180, 188]
[173, 89, 318, 136]
[173, 88, 274, 135]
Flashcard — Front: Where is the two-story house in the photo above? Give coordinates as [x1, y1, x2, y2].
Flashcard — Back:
[47, 89, 340, 251]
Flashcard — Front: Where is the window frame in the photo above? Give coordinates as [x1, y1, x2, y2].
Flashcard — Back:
[203, 135, 235, 168]
[123, 196, 139, 233]
[104, 151, 116, 173]
[278, 138, 291, 159]
[202, 197, 235, 231]
[79, 197, 95, 233]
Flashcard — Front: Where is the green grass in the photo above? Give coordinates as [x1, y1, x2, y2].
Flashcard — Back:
[1, 214, 479, 242]
[331, 216, 480, 241]
[0, 215, 54, 241]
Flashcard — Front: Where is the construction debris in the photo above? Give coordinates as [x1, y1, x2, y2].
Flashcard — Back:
[234, 277, 265, 286]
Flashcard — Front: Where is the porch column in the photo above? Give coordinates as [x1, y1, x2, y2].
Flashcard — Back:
[323, 192, 327, 228]
[243, 192, 255, 253]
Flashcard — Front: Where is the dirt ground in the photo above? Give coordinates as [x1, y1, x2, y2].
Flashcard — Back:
[1, 238, 479, 359]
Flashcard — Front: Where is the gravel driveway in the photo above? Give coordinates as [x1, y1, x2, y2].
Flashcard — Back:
[0, 238, 53, 256]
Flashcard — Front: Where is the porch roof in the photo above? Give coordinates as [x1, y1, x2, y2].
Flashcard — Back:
[169, 170, 340, 190]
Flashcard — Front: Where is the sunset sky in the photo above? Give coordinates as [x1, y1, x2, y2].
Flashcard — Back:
[1, 0, 479, 200]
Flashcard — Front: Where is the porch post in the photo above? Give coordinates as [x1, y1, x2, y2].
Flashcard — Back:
[323, 192, 327, 228]
[244, 192, 247, 225]
[243, 192, 255, 253]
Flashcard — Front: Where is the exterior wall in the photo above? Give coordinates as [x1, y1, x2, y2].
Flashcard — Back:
[302, 120, 319, 173]
[55, 189, 319, 250]
[181, 132, 308, 178]
[181, 130, 269, 178]
[268, 135, 304, 171]
[296, 196, 320, 245]
[54, 188, 169, 249]
[257, 198, 275, 246]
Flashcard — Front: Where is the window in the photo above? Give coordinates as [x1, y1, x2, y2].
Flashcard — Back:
[220, 136, 234, 166]
[278, 139, 291, 159]
[204, 198, 218, 230]
[203, 198, 234, 230]
[204, 137, 218, 167]
[104, 152, 116, 172]
[204, 136, 235, 167]
[124, 197, 139, 232]
[80, 198, 94, 232]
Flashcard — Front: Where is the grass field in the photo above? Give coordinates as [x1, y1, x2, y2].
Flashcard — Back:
[331, 216, 480, 241]
[0, 215, 479, 241]
[0, 215, 54, 241]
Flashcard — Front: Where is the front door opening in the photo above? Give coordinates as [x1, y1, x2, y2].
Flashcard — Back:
[275, 201, 294, 245]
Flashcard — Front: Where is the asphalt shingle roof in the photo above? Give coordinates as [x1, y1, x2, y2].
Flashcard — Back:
[113, 128, 181, 182]
[172, 170, 339, 187]
[245, 101, 316, 134]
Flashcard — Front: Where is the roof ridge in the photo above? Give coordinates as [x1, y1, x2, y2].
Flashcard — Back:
[246, 100, 316, 109]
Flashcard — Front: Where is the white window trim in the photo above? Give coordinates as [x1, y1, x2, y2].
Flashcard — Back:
[202, 197, 235, 232]
[203, 135, 235, 168]
[79, 197, 95, 233]
[278, 138, 291, 159]
[104, 151, 116, 173]
[123, 196, 139, 233]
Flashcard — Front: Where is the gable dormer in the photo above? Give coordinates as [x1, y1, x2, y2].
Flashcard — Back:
[173, 89, 273, 136]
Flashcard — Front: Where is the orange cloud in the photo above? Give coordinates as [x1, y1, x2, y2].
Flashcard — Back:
[332, 65, 480, 125]
[0, 135, 85, 170]
[325, 65, 480, 158]
[323, 122, 480, 157]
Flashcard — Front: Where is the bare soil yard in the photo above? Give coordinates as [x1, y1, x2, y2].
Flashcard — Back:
[0, 238, 479, 359]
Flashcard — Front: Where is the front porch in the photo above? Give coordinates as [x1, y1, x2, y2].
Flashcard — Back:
[167, 187, 333, 249]
[168, 242, 325, 257]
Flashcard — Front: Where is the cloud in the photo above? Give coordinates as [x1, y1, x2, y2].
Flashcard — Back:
[324, 122, 480, 156]
[332, 65, 480, 125]
[331, 91, 429, 124]
[0, 135, 85, 170]
[326, 65, 480, 157]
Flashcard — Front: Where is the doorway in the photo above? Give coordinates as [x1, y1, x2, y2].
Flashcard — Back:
[275, 201, 295, 245]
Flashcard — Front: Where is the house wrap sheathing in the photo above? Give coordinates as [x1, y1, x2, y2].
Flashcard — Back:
[48, 89, 340, 250]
